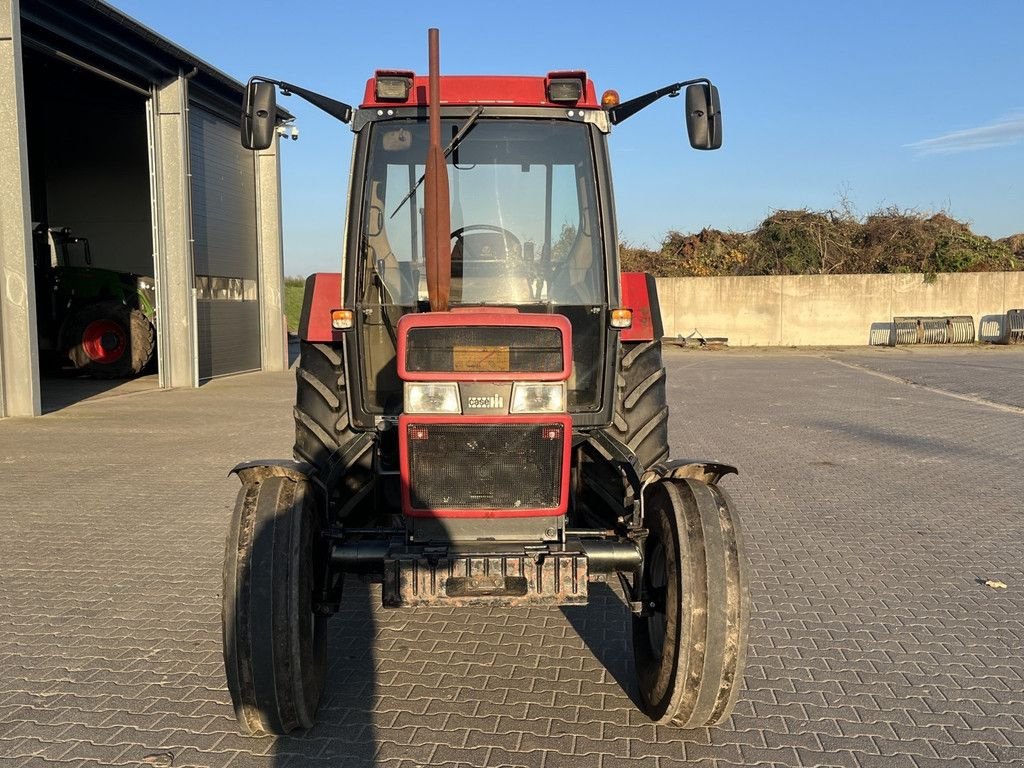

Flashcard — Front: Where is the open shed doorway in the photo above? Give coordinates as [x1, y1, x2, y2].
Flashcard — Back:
[23, 49, 159, 413]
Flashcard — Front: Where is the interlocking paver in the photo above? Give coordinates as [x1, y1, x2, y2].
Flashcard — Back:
[831, 346, 1024, 409]
[2, 346, 1023, 767]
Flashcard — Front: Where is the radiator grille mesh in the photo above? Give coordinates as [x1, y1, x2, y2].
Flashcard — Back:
[407, 423, 563, 510]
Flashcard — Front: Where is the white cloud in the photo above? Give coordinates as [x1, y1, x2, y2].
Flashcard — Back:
[906, 110, 1024, 155]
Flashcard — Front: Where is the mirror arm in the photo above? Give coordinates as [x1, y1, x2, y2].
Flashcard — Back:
[249, 76, 353, 124]
[608, 77, 711, 125]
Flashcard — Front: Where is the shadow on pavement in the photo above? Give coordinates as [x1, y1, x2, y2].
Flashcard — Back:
[40, 372, 159, 413]
[272, 575, 378, 766]
[809, 417, 1005, 463]
[561, 581, 643, 709]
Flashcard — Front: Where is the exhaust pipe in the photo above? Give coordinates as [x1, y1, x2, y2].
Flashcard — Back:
[423, 28, 452, 312]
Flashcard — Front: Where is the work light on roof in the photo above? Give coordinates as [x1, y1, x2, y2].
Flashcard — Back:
[545, 71, 587, 104]
[547, 78, 582, 103]
[375, 70, 414, 102]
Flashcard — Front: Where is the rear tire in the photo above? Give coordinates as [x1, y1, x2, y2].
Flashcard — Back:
[61, 300, 155, 379]
[608, 339, 670, 467]
[222, 475, 327, 735]
[633, 478, 749, 728]
[581, 339, 670, 515]
[293, 341, 373, 509]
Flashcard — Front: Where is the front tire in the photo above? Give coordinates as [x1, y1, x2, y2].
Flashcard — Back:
[222, 475, 327, 735]
[633, 478, 749, 727]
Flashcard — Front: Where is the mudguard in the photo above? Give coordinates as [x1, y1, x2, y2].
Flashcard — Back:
[229, 459, 314, 486]
[619, 272, 664, 342]
[298, 272, 343, 342]
[643, 459, 739, 486]
[586, 430, 738, 530]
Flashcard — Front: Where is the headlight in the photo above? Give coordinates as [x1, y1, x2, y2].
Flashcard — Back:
[510, 382, 565, 414]
[404, 382, 461, 414]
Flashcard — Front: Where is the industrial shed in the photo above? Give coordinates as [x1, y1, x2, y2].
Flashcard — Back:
[0, 0, 287, 417]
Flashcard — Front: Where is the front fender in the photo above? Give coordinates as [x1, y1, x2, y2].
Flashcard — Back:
[229, 459, 313, 486]
[642, 459, 738, 487]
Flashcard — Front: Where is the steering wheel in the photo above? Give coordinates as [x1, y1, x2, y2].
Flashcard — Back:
[450, 224, 522, 257]
[451, 224, 538, 301]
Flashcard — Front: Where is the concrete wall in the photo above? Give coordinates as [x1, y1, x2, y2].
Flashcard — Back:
[255, 138, 287, 372]
[0, 0, 39, 417]
[151, 75, 197, 389]
[656, 272, 1024, 346]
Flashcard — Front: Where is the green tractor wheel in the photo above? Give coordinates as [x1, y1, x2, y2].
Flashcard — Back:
[61, 300, 155, 379]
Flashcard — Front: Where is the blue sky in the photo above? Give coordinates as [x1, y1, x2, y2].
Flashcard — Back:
[111, 0, 1023, 276]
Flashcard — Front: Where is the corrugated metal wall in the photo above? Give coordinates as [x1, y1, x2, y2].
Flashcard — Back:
[188, 105, 261, 380]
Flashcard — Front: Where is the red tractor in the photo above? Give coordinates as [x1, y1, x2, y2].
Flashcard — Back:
[224, 30, 747, 736]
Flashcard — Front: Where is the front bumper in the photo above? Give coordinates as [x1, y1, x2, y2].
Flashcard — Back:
[383, 548, 588, 607]
[329, 536, 642, 608]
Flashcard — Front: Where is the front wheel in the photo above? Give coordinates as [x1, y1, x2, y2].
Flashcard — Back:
[633, 478, 749, 727]
[222, 475, 327, 735]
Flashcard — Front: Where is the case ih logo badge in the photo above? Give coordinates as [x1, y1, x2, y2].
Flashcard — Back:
[467, 394, 504, 409]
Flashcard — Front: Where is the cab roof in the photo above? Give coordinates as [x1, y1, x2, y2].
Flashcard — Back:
[360, 73, 600, 110]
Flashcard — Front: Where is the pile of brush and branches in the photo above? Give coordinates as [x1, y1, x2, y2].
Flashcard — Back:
[620, 208, 1022, 278]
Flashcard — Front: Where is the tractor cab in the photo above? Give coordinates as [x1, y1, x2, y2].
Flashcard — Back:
[37, 226, 93, 268]
[354, 89, 613, 419]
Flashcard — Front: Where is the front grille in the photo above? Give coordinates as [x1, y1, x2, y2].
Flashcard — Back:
[406, 423, 564, 510]
[405, 326, 563, 374]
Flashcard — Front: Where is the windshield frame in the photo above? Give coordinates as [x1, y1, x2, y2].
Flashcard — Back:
[356, 112, 609, 310]
[342, 107, 623, 429]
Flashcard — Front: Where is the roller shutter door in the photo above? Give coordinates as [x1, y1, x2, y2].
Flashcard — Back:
[189, 105, 261, 380]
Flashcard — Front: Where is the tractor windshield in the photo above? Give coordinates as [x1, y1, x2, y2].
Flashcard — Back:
[361, 118, 605, 306]
[358, 117, 607, 414]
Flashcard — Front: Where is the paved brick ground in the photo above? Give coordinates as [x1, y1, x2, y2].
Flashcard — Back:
[1, 346, 1022, 768]
[828, 346, 1024, 410]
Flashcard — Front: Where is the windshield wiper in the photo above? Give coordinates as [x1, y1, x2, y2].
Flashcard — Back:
[389, 106, 485, 219]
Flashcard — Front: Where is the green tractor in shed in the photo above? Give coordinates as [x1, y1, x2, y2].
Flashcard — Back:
[33, 226, 156, 378]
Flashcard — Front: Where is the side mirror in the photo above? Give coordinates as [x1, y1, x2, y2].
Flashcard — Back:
[241, 81, 277, 150]
[685, 83, 722, 150]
